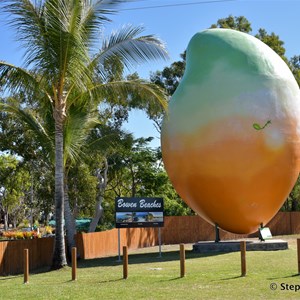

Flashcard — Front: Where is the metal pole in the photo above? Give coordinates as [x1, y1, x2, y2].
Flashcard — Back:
[24, 249, 29, 284]
[117, 228, 121, 262]
[215, 223, 220, 242]
[297, 239, 300, 274]
[123, 246, 128, 279]
[240, 241, 246, 277]
[158, 227, 162, 258]
[72, 247, 77, 281]
[180, 244, 185, 278]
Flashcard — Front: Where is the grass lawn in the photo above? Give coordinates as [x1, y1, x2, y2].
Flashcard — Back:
[1, 235, 300, 299]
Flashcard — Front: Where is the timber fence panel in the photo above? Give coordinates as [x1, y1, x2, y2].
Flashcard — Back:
[2, 212, 300, 275]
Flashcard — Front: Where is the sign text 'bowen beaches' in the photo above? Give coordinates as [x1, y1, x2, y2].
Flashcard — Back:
[117, 198, 162, 209]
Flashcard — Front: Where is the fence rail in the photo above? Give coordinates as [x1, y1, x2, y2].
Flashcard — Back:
[1, 212, 299, 275]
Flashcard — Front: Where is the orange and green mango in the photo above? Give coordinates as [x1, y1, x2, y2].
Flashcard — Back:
[161, 29, 300, 234]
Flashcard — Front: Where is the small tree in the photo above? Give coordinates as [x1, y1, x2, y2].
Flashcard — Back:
[0, 155, 31, 229]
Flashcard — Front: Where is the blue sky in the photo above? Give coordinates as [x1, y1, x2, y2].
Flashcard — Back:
[1, 0, 300, 148]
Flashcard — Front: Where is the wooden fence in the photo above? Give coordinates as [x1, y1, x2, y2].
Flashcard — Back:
[0, 237, 54, 276]
[1, 212, 300, 275]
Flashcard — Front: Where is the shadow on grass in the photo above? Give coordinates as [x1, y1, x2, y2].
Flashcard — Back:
[0, 248, 228, 277]
[165, 276, 184, 281]
[268, 273, 300, 280]
[0, 265, 57, 279]
[218, 275, 244, 281]
[98, 278, 124, 284]
[0, 274, 23, 281]
[77, 250, 225, 269]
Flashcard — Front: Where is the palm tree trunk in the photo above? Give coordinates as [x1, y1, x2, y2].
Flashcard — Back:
[64, 181, 77, 260]
[51, 119, 67, 269]
[4, 212, 8, 231]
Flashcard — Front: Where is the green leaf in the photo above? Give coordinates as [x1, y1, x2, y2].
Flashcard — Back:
[253, 123, 262, 130]
[253, 120, 271, 131]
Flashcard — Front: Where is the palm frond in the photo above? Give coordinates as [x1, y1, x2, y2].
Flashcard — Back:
[1, 1, 57, 73]
[0, 101, 54, 159]
[87, 79, 168, 111]
[42, 0, 93, 89]
[86, 125, 135, 159]
[80, 0, 123, 32]
[79, 0, 136, 50]
[90, 24, 169, 76]
[0, 61, 39, 96]
[64, 104, 100, 164]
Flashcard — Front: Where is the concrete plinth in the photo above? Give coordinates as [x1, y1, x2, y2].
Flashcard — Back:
[193, 239, 288, 253]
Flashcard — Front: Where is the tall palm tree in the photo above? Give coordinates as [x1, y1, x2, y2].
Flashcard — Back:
[0, 0, 168, 269]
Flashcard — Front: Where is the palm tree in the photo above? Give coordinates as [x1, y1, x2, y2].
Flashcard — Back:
[0, 79, 166, 261]
[0, 0, 168, 269]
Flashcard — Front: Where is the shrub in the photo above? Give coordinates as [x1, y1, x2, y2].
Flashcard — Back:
[45, 226, 52, 234]
[2, 230, 41, 240]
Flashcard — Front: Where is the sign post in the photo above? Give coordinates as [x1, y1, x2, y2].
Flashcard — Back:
[24, 249, 29, 284]
[72, 247, 77, 281]
[180, 244, 185, 278]
[117, 228, 121, 262]
[158, 227, 162, 258]
[240, 241, 247, 277]
[123, 246, 128, 279]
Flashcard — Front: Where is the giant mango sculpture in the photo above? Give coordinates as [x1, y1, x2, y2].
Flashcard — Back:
[161, 29, 300, 234]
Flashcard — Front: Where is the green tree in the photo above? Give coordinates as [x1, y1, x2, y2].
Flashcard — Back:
[210, 15, 252, 33]
[0, 155, 31, 230]
[0, 96, 56, 226]
[103, 137, 193, 227]
[255, 28, 287, 62]
[149, 53, 186, 131]
[81, 121, 135, 231]
[289, 55, 300, 86]
[150, 52, 186, 98]
[281, 176, 300, 212]
[0, 0, 168, 269]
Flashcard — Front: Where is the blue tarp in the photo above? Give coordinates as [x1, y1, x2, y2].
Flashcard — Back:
[49, 218, 92, 230]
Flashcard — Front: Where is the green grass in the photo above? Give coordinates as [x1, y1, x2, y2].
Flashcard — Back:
[1, 235, 300, 299]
